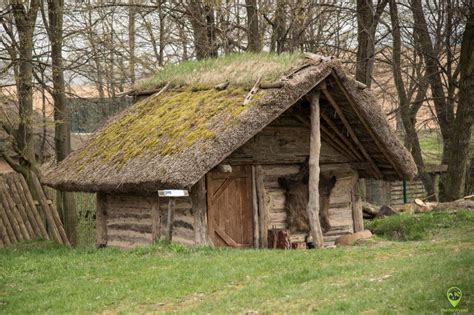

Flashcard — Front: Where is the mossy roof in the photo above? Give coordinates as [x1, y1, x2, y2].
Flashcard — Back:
[44, 53, 417, 193]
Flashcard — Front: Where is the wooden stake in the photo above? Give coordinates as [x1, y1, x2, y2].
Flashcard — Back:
[243, 76, 262, 106]
[191, 177, 210, 245]
[17, 175, 49, 240]
[307, 91, 325, 249]
[0, 178, 28, 241]
[96, 193, 108, 247]
[0, 191, 17, 243]
[31, 174, 69, 245]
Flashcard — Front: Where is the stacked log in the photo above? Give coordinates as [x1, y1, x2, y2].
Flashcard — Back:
[0, 172, 70, 247]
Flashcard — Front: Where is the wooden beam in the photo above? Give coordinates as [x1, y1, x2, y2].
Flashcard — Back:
[307, 91, 325, 248]
[191, 177, 210, 245]
[332, 73, 403, 178]
[321, 86, 384, 179]
[255, 165, 268, 248]
[252, 166, 260, 248]
[96, 192, 108, 247]
[351, 172, 364, 232]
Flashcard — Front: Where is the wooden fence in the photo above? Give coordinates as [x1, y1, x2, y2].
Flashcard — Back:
[0, 171, 70, 247]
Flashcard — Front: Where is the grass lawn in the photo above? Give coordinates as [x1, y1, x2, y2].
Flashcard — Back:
[1, 211, 473, 314]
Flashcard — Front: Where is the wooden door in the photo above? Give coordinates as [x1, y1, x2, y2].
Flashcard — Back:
[206, 165, 253, 248]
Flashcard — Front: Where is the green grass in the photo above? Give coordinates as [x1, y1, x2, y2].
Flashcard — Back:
[1, 211, 473, 314]
[365, 210, 474, 241]
[418, 130, 474, 165]
[136, 52, 305, 91]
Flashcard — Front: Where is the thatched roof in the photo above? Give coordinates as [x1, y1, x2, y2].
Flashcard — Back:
[44, 53, 417, 193]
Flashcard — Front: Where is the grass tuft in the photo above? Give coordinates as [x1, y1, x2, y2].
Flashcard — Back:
[365, 210, 474, 241]
[135, 52, 306, 91]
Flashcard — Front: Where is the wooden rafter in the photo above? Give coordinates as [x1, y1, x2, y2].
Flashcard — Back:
[321, 84, 383, 179]
[332, 73, 403, 178]
[320, 125, 358, 160]
[320, 112, 364, 161]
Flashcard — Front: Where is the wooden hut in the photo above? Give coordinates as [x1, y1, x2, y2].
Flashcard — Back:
[44, 53, 417, 248]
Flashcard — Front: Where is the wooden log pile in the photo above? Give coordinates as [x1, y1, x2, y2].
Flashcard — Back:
[0, 172, 70, 247]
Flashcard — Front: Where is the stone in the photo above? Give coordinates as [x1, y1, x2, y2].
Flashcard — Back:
[335, 230, 373, 246]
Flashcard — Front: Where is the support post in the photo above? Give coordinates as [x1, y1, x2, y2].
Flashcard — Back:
[96, 192, 108, 247]
[307, 91, 325, 248]
[252, 166, 260, 248]
[351, 172, 364, 232]
[255, 165, 268, 248]
[192, 177, 210, 245]
[165, 198, 175, 241]
[151, 195, 161, 242]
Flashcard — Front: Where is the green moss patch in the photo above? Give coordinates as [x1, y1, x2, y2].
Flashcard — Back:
[76, 87, 261, 167]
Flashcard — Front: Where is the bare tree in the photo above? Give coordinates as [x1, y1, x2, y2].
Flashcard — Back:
[444, 7, 474, 200]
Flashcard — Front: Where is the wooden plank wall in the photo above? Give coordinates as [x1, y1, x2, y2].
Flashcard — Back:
[364, 179, 426, 207]
[390, 180, 425, 206]
[105, 193, 194, 248]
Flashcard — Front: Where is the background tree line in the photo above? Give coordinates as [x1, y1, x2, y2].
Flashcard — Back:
[0, 0, 472, 245]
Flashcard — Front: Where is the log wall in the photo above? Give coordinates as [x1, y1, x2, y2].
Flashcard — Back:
[104, 193, 194, 248]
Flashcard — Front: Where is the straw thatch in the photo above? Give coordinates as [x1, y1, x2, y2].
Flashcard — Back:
[43, 53, 417, 193]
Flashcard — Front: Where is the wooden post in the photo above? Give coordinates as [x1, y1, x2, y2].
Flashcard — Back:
[151, 195, 161, 242]
[192, 177, 210, 245]
[96, 193, 108, 247]
[351, 173, 364, 232]
[165, 198, 175, 241]
[255, 165, 268, 248]
[307, 91, 325, 248]
[251, 166, 260, 248]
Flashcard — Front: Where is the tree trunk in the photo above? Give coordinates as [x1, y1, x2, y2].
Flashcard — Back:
[47, 0, 78, 245]
[355, 0, 387, 87]
[245, 0, 261, 52]
[411, 0, 453, 161]
[389, 0, 436, 200]
[187, 1, 217, 59]
[11, 2, 40, 167]
[443, 8, 474, 201]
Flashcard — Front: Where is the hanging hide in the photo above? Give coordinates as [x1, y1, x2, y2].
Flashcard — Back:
[278, 162, 336, 233]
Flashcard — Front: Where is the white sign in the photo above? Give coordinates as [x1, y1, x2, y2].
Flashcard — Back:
[158, 190, 189, 197]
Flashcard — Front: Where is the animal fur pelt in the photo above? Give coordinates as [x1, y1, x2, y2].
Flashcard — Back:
[278, 163, 336, 233]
